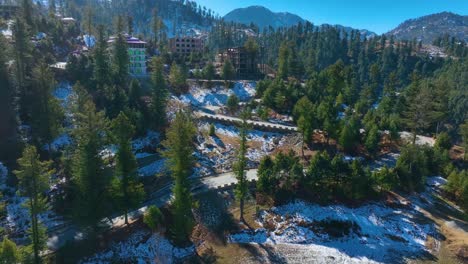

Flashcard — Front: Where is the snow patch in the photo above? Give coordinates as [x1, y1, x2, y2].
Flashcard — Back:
[138, 160, 167, 177]
[81, 231, 194, 263]
[132, 131, 160, 152]
[229, 201, 438, 263]
[180, 82, 256, 107]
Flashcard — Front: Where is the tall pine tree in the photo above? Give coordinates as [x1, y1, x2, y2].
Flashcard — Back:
[162, 111, 196, 245]
[110, 112, 145, 225]
[234, 110, 249, 222]
[14, 146, 53, 264]
[71, 93, 110, 230]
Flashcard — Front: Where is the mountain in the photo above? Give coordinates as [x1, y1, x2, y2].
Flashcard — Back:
[223, 5, 306, 29]
[388, 12, 468, 43]
[223, 5, 376, 38]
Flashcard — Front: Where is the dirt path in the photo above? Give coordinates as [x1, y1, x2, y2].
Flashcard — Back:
[408, 180, 468, 263]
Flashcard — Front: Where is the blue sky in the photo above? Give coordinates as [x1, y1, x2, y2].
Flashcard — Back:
[195, 0, 468, 34]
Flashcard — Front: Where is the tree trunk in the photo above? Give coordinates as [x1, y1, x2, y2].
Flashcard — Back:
[124, 210, 128, 225]
[239, 198, 244, 222]
[30, 199, 40, 264]
[301, 133, 305, 159]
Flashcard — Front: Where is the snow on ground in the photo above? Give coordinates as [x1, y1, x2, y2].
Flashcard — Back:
[54, 82, 73, 106]
[196, 122, 287, 174]
[400, 132, 435, 147]
[229, 201, 438, 263]
[81, 230, 194, 264]
[44, 133, 72, 152]
[369, 153, 401, 171]
[132, 131, 160, 152]
[135, 152, 154, 159]
[180, 81, 256, 107]
[138, 159, 167, 177]
[5, 195, 66, 242]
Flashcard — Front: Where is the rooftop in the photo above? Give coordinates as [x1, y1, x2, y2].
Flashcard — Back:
[108, 34, 147, 45]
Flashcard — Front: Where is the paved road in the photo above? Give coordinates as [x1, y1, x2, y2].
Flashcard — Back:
[195, 111, 298, 132]
[195, 111, 436, 147]
[46, 169, 258, 251]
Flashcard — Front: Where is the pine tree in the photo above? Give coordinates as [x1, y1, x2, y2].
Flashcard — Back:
[150, 57, 168, 130]
[162, 111, 196, 245]
[71, 94, 110, 229]
[460, 120, 468, 161]
[227, 94, 239, 114]
[0, 34, 18, 160]
[128, 79, 142, 109]
[30, 63, 64, 149]
[169, 62, 187, 94]
[0, 237, 21, 264]
[293, 97, 316, 157]
[14, 146, 53, 264]
[12, 16, 33, 113]
[21, 0, 34, 29]
[365, 124, 380, 157]
[112, 16, 129, 86]
[234, 110, 250, 222]
[403, 83, 434, 144]
[93, 24, 112, 107]
[110, 112, 145, 225]
[203, 62, 215, 83]
[143, 205, 163, 232]
[221, 59, 234, 83]
[339, 115, 360, 153]
[278, 41, 290, 79]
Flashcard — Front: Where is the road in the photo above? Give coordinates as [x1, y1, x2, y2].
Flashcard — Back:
[195, 111, 298, 132]
[46, 169, 258, 251]
[195, 111, 436, 147]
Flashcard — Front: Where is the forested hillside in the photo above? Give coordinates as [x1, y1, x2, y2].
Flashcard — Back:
[0, 0, 467, 263]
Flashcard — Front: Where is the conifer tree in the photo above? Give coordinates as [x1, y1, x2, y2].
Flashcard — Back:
[21, 0, 34, 29]
[0, 237, 21, 264]
[293, 97, 316, 157]
[278, 42, 290, 79]
[12, 16, 33, 111]
[460, 120, 468, 161]
[30, 63, 64, 149]
[71, 94, 110, 230]
[162, 111, 196, 245]
[14, 146, 53, 264]
[203, 62, 215, 83]
[112, 16, 129, 86]
[150, 57, 168, 130]
[169, 62, 187, 94]
[365, 124, 380, 157]
[0, 34, 17, 160]
[93, 24, 111, 106]
[234, 110, 250, 222]
[110, 112, 145, 225]
[221, 59, 235, 83]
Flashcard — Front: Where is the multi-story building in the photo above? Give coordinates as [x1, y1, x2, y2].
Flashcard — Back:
[169, 36, 204, 56]
[108, 35, 147, 76]
[216, 46, 264, 79]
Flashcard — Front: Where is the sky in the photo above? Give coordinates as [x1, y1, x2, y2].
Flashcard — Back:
[195, 0, 468, 34]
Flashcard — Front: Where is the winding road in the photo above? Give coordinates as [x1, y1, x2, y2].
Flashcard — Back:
[46, 169, 258, 251]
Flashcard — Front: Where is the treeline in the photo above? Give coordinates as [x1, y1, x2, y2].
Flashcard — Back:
[432, 34, 468, 58]
[63, 0, 216, 37]
[257, 138, 454, 204]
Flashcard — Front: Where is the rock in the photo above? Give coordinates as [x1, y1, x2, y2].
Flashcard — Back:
[456, 245, 468, 261]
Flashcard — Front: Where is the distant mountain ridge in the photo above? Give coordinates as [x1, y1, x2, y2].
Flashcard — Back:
[223, 5, 305, 29]
[387, 12, 468, 43]
[223, 5, 376, 38]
